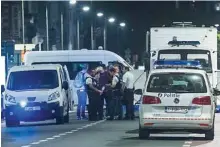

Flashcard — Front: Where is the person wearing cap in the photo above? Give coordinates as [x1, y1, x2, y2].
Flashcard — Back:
[85, 68, 103, 121]
[74, 64, 89, 120]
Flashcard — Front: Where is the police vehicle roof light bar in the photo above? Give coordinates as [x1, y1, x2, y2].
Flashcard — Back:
[153, 60, 202, 69]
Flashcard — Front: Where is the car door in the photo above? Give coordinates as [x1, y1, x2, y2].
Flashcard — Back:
[63, 65, 73, 111]
[59, 68, 68, 114]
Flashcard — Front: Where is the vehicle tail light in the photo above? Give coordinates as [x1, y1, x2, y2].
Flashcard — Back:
[192, 96, 211, 105]
[199, 124, 209, 127]
[142, 95, 161, 104]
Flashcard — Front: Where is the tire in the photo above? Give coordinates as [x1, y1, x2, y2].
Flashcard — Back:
[56, 106, 64, 125]
[64, 104, 69, 123]
[139, 125, 150, 139]
[205, 124, 214, 140]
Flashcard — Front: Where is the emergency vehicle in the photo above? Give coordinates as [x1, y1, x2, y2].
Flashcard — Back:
[147, 22, 220, 102]
[135, 60, 220, 140]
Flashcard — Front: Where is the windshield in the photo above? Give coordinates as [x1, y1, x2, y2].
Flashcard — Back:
[147, 73, 207, 93]
[7, 70, 59, 91]
[158, 49, 212, 73]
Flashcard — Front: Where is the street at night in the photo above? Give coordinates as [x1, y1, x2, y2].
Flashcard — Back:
[1, 1, 220, 147]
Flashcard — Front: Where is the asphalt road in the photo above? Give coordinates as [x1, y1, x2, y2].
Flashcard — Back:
[2, 113, 220, 147]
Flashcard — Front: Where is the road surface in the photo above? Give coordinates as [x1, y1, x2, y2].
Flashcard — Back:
[2, 112, 220, 147]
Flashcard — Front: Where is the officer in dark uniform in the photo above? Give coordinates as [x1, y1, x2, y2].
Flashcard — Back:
[105, 66, 123, 120]
[85, 68, 103, 121]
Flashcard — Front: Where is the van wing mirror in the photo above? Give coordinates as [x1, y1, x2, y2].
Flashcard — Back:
[134, 89, 143, 95]
[62, 81, 69, 90]
[213, 88, 220, 96]
[1, 85, 5, 93]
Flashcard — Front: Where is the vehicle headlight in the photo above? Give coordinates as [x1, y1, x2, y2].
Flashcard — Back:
[48, 91, 60, 101]
[20, 100, 27, 107]
[5, 94, 16, 103]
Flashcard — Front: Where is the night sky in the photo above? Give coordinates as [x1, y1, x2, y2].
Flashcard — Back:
[84, 1, 219, 57]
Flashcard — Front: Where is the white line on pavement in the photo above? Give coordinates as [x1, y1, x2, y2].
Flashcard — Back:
[21, 119, 106, 147]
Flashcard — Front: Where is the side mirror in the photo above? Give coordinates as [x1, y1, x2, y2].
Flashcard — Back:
[62, 81, 69, 90]
[1, 85, 5, 94]
[134, 89, 143, 95]
[213, 88, 220, 96]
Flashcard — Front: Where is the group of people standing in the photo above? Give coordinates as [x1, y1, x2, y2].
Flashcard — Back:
[74, 63, 134, 121]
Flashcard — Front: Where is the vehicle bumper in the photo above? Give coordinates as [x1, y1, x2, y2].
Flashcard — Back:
[5, 101, 60, 122]
[140, 117, 213, 131]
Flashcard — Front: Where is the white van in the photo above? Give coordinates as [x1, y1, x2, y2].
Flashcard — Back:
[24, 49, 134, 105]
[4, 64, 70, 127]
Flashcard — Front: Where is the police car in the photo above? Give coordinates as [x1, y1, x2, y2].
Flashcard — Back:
[134, 60, 220, 140]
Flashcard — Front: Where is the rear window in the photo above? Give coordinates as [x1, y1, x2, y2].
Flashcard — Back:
[147, 73, 207, 93]
[32, 62, 102, 80]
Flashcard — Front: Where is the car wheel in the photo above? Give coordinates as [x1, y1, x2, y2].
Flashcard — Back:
[139, 125, 150, 139]
[56, 106, 64, 125]
[64, 104, 69, 123]
[205, 124, 214, 140]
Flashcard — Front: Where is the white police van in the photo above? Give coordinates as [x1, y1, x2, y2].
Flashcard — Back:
[4, 64, 70, 127]
[134, 60, 220, 140]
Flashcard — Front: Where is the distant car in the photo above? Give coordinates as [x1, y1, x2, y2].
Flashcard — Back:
[135, 62, 220, 140]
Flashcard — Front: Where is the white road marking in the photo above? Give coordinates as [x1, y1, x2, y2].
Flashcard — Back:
[58, 133, 67, 136]
[66, 131, 73, 134]
[38, 140, 48, 143]
[31, 142, 40, 145]
[46, 137, 55, 140]
[21, 119, 106, 147]
[182, 145, 191, 147]
[185, 141, 192, 144]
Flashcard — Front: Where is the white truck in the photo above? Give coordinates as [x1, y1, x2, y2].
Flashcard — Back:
[146, 22, 220, 111]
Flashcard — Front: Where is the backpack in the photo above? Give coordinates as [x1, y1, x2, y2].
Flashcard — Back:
[74, 71, 86, 88]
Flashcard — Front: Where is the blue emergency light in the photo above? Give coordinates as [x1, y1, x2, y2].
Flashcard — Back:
[153, 60, 202, 69]
[168, 41, 200, 47]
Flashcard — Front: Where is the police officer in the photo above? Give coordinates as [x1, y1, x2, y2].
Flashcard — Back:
[122, 66, 134, 120]
[85, 68, 103, 121]
[106, 66, 122, 120]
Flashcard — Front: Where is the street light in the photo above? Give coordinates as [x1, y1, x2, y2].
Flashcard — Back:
[69, 0, 77, 5]
[215, 24, 219, 27]
[97, 12, 104, 17]
[82, 6, 90, 12]
[108, 17, 115, 23]
[119, 22, 126, 27]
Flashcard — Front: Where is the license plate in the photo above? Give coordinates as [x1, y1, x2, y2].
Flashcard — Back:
[165, 107, 188, 113]
[24, 106, 41, 111]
